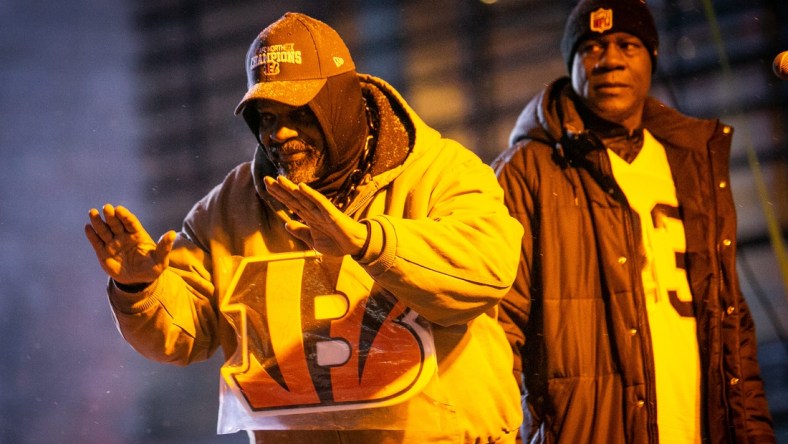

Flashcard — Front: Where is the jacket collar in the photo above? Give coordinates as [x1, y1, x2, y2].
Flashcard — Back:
[509, 76, 719, 164]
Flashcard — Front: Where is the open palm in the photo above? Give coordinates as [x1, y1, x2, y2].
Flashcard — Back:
[84, 204, 175, 285]
[263, 176, 368, 257]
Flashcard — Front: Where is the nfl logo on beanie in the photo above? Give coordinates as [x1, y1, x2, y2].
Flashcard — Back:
[590, 8, 613, 33]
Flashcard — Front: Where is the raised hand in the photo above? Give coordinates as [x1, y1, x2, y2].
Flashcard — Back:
[263, 176, 369, 257]
[84, 204, 176, 286]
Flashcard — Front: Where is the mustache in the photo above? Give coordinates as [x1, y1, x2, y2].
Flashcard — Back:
[268, 139, 313, 156]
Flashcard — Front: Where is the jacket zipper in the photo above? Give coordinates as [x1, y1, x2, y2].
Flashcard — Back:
[598, 149, 660, 444]
[344, 180, 381, 219]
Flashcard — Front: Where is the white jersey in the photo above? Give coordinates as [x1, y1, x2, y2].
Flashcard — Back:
[608, 129, 701, 444]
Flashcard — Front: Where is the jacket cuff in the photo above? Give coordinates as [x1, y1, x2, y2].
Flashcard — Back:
[353, 219, 384, 264]
[359, 216, 397, 275]
[108, 278, 160, 314]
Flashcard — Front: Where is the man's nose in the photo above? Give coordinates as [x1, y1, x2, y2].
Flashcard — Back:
[271, 125, 298, 143]
[596, 44, 625, 68]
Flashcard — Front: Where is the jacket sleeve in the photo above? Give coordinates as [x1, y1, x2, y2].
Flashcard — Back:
[704, 122, 776, 443]
[107, 205, 222, 366]
[492, 142, 537, 378]
[728, 289, 777, 443]
[494, 142, 544, 440]
[722, 246, 776, 442]
[358, 141, 524, 327]
[107, 238, 220, 365]
[497, 169, 530, 369]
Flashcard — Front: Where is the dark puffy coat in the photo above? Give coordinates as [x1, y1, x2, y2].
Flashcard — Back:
[493, 77, 775, 444]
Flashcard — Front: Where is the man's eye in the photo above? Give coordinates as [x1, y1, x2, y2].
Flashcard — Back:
[292, 108, 314, 123]
[620, 41, 642, 52]
[259, 113, 276, 128]
[579, 43, 602, 55]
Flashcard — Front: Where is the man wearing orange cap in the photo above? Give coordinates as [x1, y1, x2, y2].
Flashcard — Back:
[493, 0, 775, 443]
[85, 12, 523, 444]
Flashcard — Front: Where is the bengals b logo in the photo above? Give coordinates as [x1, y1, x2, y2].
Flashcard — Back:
[219, 252, 436, 418]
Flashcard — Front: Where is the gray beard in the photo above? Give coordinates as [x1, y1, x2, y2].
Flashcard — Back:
[276, 160, 319, 184]
[271, 140, 323, 184]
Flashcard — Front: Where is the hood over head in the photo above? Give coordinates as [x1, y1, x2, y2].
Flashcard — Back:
[237, 12, 368, 197]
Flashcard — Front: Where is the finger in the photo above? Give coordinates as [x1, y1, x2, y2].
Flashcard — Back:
[84, 223, 109, 257]
[88, 207, 114, 243]
[284, 221, 314, 246]
[297, 182, 336, 215]
[264, 176, 301, 208]
[266, 177, 317, 216]
[274, 175, 299, 191]
[278, 178, 328, 215]
[114, 205, 145, 235]
[285, 219, 309, 231]
[292, 183, 345, 231]
[263, 175, 277, 189]
[275, 176, 313, 202]
[264, 175, 297, 193]
[102, 203, 128, 235]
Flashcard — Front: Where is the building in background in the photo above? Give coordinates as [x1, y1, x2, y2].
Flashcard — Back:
[0, 0, 785, 442]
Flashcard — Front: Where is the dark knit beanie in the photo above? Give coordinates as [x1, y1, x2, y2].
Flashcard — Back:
[561, 0, 659, 73]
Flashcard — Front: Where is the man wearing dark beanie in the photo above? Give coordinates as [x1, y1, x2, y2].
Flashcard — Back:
[493, 0, 776, 443]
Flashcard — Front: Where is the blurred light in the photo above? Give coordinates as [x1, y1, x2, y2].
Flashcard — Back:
[677, 35, 696, 60]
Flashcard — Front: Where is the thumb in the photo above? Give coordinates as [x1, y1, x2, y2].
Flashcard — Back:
[153, 230, 176, 266]
[284, 222, 314, 247]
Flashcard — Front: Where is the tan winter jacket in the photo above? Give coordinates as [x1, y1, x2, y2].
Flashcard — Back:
[108, 75, 524, 443]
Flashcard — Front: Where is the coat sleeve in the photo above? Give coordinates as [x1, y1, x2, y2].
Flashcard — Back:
[728, 289, 777, 443]
[107, 232, 221, 366]
[492, 142, 537, 381]
[494, 142, 546, 441]
[106, 182, 230, 366]
[358, 140, 524, 327]
[705, 122, 776, 442]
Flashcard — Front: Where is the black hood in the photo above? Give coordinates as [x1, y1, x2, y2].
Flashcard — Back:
[249, 74, 413, 215]
[304, 70, 368, 196]
[244, 71, 368, 198]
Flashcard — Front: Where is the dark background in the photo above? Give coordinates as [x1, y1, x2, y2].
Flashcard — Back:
[1, 0, 786, 443]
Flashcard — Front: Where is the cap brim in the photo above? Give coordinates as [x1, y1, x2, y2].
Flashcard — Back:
[234, 78, 327, 114]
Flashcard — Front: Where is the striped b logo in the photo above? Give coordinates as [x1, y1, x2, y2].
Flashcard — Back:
[220, 252, 436, 416]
